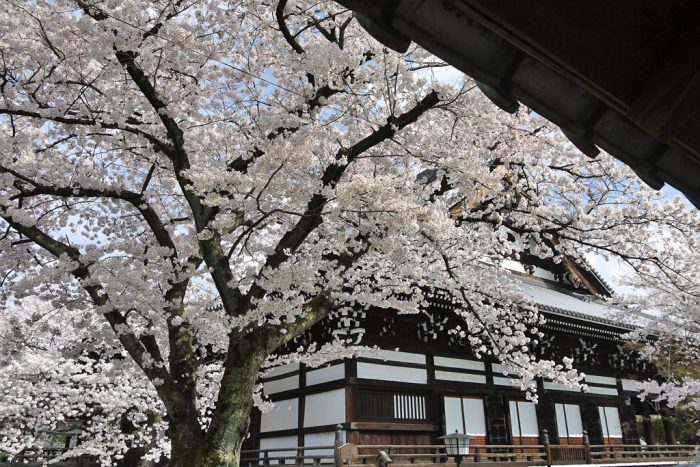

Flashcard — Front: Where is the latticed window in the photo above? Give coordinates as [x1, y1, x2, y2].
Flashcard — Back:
[358, 390, 430, 421]
[393, 393, 427, 419]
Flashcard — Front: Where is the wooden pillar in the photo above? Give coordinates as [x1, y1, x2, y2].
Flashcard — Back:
[536, 390, 560, 445]
[641, 403, 657, 445]
[619, 401, 641, 444]
[660, 405, 677, 445]
[542, 429, 552, 467]
[580, 400, 604, 445]
[484, 393, 510, 444]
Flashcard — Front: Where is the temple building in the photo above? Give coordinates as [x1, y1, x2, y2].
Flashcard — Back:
[245, 239, 670, 458]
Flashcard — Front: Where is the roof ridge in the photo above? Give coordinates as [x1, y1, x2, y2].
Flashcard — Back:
[578, 255, 615, 296]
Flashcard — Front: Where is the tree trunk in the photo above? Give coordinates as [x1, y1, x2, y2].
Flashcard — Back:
[161, 387, 207, 467]
[183, 333, 269, 467]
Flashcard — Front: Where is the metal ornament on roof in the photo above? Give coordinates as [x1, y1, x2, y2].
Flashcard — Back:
[573, 338, 600, 365]
[608, 344, 643, 372]
[418, 310, 450, 343]
[329, 304, 367, 344]
[378, 315, 398, 338]
[536, 334, 556, 358]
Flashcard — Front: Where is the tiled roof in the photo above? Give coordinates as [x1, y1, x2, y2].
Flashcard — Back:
[517, 275, 635, 330]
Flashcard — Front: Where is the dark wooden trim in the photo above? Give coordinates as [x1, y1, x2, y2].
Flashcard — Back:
[257, 423, 350, 439]
[434, 388, 446, 435]
[346, 385, 356, 424]
[266, 380, 347, 401]
[431, 380, 495, 394]
[345, 357, 357, 378]
[503, 394, 514, 444]
[486, 362, 495, 386]
[299, 363, 307, 388]
[349, 421, 438, 432]
[426, 353, 436, 384]
[354, 378, 434, 392]
[298, 390, 305, 447]
[248, 408, 262, 449]
[302, 424, 350, 435]
[586, 382, 619, 389]
[355, 357, 426, 369]
[360, 335, 475, 358]
[257, 427, 303, 438]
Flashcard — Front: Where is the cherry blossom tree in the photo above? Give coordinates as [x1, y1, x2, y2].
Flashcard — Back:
[616, 271, 700, 427]
[1, 1, 699, 466]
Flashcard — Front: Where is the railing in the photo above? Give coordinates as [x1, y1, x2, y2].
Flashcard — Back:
[349, 444, 547, 466]
[342, 442, 699, 467]
[350, 444, 549, 465]
[0, 447, 99, 466]
[5, 431, 694, 467]
[589, 443, 699, 462]
[241, 445, 337, 467]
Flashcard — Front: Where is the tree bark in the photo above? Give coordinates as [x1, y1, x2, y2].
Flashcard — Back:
[191, 334, 268, 467]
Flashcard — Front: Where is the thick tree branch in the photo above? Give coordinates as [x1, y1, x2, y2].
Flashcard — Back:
[276, 0, 306, 55]
[110, 44, 248, 320]
[0, 207, 205, 439]
[5, 171, 178, 256]
[0, 108, 173, 154]
[0, 209, 170, 384]
[2, 170, 204, 409]
[226, 84, 343, 175]
[247, 90, 440, 303]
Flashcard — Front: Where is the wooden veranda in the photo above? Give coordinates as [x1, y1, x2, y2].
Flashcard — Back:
[237, 435, 699, 467]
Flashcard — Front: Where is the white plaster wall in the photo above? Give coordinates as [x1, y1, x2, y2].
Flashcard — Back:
[533, 267, 556, 281]
[306, 364, 344, 386]
[377, 349, 426, 365]
[518, 401, 539, 436]
[503, 259, 526, 273]
[555, 404, 567, 437]
[434, 356, 485, 371]
[600, 406, 623, 437]
[587, 386, 619, 396]
[585, 375, 617, 385]
[543, 382, 580, 392]
[435, 370, 486, 384]
[556, 404, 583, 436]
[493, 376, 518, 387]
[263, 375, 299, 395]
[357, 362, 427, 384]
[304, 388, 346, 427]
[621, 379, 641, 392]
[510, 401, 538, 437]
[565, 404, 583, 436]
[494, 376, 528, 387]
[265, 363, 300, 378]
[260, 398, 298, 432]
